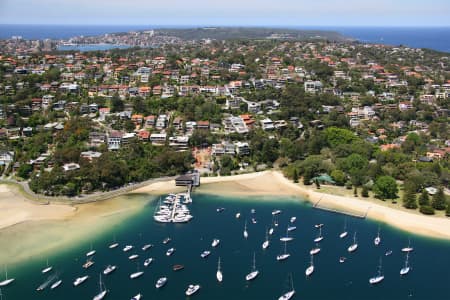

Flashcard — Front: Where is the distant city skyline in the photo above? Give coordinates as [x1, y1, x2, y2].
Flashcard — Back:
[1, 0, 449, 27]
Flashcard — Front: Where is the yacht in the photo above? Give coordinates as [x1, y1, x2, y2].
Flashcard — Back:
[216, 257, 223, 283]
[262, 229, 270, 250]
[290, 217, 296, 223]
[142, 244, 153, 251]
[212, 239, 220, 247]
[339, 219, 348, 238]
[235, 212, 241, 219]
[347, 232, 358, 253]
[155, 277, 167, 288]
[374, 227, 381, 246]
[401, 239, 414, 253]
[280, 227, 293, 242]
[166, 248, 175, 256]
[245, 252, 259, 281]
[272, 209, 282, 215]
[129, 254, 139, 260]
[200, 250, 211, 258]
[314, 227, 324, 243]
[162, 237, 171, 244]
[123, 245, 134, 252]
[274, 215, 279, 227]
[269, 227, 274, 235]
[93, 274, 108, 300]
[83, 258, 95, 269]
[172, 264, 184, 271]
[400, 253, 411, 276]
[305, 255, 314, 276]
[73, 275, 89, 286]
[276, 241, 290, 261]
[287, 226, 296, 232]
[130, 293, 143, 300]
[369, 258, 385, 284]
[109, 235, 119, 249]
[310, 244, 321, 255]
[0, 266, 15, 287]
[130, 270, 144, 279]
[41, 259, 52, 274]
[243, 221, 249, 239]
[278, 274, 295, 300]
[103, 265, 117, 275]
[50, 279, 62, 290]
[185, 284, 201, 296]
[144, 258, 153, 267]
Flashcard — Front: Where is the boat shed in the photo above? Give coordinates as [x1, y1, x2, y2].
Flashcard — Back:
[175, 172, 200, 187]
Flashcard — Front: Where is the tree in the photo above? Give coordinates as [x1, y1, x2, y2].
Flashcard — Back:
[431, 187, 447, 210]
[361, 185, 369, 197]
[293, 169, 299, 183]
[353, 186, 358, 197]
[303, 167, 313, 185]
[373, 176, 398, 200]
[418, 189, 430, 206]
[419, 205, 435, 215]
[402, 185, 418, 209]
[331, 169, 346, 186]
[446, 202, 450, 217]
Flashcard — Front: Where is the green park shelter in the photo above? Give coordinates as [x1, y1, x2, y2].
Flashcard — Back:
[311, 174, 335, 185]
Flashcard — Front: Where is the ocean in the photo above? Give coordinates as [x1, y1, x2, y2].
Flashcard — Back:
[1, 193, 449, 300]
[0, 25, 449, 53]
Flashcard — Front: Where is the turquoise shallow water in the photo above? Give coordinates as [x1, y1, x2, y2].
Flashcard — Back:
[1, 193, 450, 300]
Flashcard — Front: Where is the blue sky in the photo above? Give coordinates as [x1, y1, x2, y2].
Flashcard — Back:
[1, 0, 449, 26]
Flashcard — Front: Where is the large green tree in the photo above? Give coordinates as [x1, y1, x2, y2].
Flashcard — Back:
[373, 176, 398, 200]
[431, 187, 447, 210]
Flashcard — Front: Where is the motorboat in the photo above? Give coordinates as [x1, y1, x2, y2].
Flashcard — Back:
[144, 258, 153, 267]
[212, 239, 220, 247]
[156, 277, 167, 288]
[200, 250, 211, 258]
[166, 248, 175, 256]
[103, 265, 117, 275]
[73, 275, 89, 286]
[185, 284, 200, 296]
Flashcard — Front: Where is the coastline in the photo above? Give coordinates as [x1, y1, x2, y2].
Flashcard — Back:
[1, 171, 450, 240]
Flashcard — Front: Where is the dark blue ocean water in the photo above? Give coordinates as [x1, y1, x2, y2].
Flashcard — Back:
[1, 193, 450, 300]
[0, 25, 449, 53]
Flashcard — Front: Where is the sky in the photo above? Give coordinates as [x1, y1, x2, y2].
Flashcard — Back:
[1, 0, 449, 27]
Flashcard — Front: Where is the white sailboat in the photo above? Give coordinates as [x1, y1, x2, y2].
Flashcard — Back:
[339, 219, 348, 238]
[235, 212, 241, 219]
[109, 234, 119, 249]
[129, 254, 139, 260]
[0, 266, 15, 287]
[400, 253, 411, 276]
[123, 245, 134, 252]
[278, 274, 295, 300]
[166, 248, 175, 256]
[310, 243, 321, 255]
[130, 262, 144, 279]
[103, 265, 117, 275]
[374, 226, 381, 246]
[216, 257, 223, 283]
[50, 278, 62, 290]
[73, 275, 89, 287]
[305, 255, 314, 276]
[144, 258, 153, 267]
[212, 239, 220, 247]
[369, 258, 385, 284]
[276, 241, 290, 261]
[86, 243, 96, 257]
[401, 239, 414, 253]
[290, 217, 296, 223]
[347, 232, 358, 253]
[262, 228, 270, 250]
[280, 227, 293, 242]
[314, 226, 324, 243]
[243, 220, 249, 239]
[245, 252, 259, 281]
[130, 294, 143, 300]
[93, 274, 108, 300]
[41, 258, 52, 274]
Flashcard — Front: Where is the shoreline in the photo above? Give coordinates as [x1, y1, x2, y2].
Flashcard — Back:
[1, 171, 450, 240]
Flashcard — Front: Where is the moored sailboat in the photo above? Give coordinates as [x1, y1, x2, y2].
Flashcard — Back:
[216, 257, 223, 283]
[278, 273, 295, 300]
[369, 258, 385, 284]
[245, 252, 259, 281]
[92, 274, 108, 300]
[347, 232, 358, 253]
[305, 254, 314, 276]
[400, 253, 411, 276]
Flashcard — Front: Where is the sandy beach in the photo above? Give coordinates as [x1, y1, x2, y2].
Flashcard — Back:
[2, 171, 450, 241]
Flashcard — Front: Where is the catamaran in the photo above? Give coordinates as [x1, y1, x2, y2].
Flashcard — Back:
[369, 258, 385, 284]
[73, 275, 89, 287]
[400, 253, 411, 276]
[276, 241, 290, 261]
[278, 274, 295, 300]
[216, 257, 223, 283]
[243, 220, 249, 239]
[185, 284, 201, 296]
[103, 265, 117, 275]
[41, 258, 52, 274]
[245, 252, 259, 281]
[156, 277, 167, 288]
[314, 226, 324, 243]
[347, 232, 358, 253]
[93, 274, 108, 300]
[212, 239, 220, 247]
[305, 255, 314, 276]
[144, 258, 153, 267]
[262, 228, 270, 250]
[401, 239, 414, 253]
[374, 226, 381, 246]
[339, 219, 348, 238]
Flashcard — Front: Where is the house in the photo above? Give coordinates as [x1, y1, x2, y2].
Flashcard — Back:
[150, 133, 167, 145]
[155, 115, 168, 129]
[138, 130, 150, 141]
[235, 142, 250, 156]
[131, 114, 144, 126]
[145, 115, 156, 127]
[62, 163, 80, 172]
[89, 132, 107, 147]
[80, 151, 102, 161]
[108, 131, 123, 150]
[0, 151, 14, 165]
[172, 117, 183, 130]
[175, 171, 200, 187]
[260, 118, 275, 131]
[197, 121, 210, 130]
[304, 80, 323, 93]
